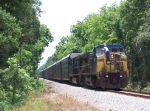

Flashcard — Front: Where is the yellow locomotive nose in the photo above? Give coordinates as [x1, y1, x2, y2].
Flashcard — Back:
[95, 44, 129, 89]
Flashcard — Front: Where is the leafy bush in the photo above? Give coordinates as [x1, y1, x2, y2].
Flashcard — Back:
[0, 57, 44, 111]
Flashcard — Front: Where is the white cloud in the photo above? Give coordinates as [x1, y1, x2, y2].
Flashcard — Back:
[39, 0, 121, 66]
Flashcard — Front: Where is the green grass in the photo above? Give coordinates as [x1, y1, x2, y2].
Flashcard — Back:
[11, 91, 54, 111]
[11, 81, 54, 111]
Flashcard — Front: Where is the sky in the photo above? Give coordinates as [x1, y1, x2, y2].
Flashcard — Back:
[39, 0, 121, 66]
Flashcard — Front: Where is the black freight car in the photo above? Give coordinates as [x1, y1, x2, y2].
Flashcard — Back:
[41, 53, 82, 81]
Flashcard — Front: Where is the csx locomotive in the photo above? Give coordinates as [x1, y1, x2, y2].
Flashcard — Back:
[40, 44, 129, 89]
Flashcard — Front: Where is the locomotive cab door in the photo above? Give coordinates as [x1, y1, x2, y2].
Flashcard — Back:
[89, 50, 96, 73]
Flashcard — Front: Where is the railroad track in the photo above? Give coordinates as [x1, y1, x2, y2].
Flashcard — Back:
[108, 89, 150, 99]
[43, 78, 150, 99]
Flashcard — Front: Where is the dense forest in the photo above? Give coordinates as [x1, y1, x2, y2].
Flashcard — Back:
[0, 0, 53, 110]
[38, 0, 150, 90]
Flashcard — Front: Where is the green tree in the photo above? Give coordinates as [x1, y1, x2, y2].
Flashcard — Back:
[71, 4, 120, 52]
[0, 8, 21, 68]
[119, 0, 147, 87]
[0, 0, 54, 109]
[133, 0, 150, 86]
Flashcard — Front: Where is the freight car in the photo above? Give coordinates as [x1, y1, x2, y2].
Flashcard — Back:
[40, 44, 129, 89]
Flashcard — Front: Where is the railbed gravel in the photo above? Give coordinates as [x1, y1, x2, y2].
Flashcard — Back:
[41, 78, 150, 111]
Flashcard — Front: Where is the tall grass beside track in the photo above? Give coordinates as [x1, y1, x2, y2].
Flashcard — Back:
[11, 81, 54, 111]
[11, 93, 54, 111]
[11, 79, 100, 111]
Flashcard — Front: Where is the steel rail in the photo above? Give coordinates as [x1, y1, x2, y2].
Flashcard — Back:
[107, 90, 150, 99]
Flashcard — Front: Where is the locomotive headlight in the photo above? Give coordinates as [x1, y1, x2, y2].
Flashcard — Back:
[120, 75, 122, 77]
[111, 54, 114, 59]
[106, 75, 109, 78]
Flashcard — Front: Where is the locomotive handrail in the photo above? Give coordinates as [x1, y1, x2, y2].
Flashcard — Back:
[71, 64, 90, 69]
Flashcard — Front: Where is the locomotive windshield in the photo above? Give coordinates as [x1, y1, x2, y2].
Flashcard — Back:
[93, 44, 126, 56]
[111, 47, 125, 55]
[111, 48, 124, 52]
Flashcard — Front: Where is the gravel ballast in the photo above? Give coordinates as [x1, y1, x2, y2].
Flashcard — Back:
[41, 78, 150, 111]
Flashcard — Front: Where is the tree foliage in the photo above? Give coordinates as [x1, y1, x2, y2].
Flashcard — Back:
[0, 8, 21, 68]
[70, 4, 121, 53]
[0, 0, 53, 110]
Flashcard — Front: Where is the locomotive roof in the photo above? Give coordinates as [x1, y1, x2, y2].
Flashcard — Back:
[94, 44, 124, 49]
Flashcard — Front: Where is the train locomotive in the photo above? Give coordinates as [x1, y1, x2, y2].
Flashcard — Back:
[40, 44, 129, 89]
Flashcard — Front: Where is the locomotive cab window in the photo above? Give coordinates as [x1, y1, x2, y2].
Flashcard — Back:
[111, 48, 125, 55]
[96, 48, 103, 56]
